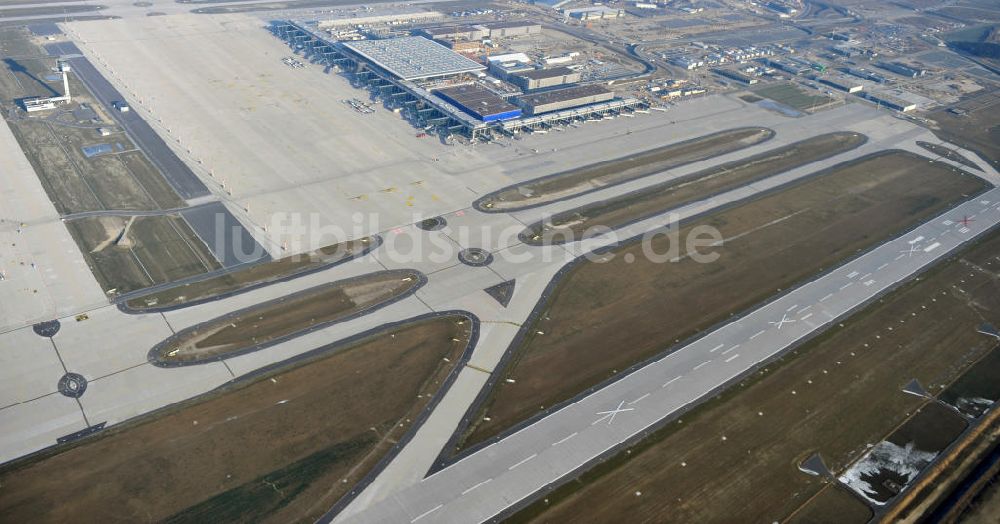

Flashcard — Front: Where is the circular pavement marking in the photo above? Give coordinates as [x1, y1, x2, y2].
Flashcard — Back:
[417, 216, 447, 231]
[58, 373, 88, 398]
[458, 248, 493, 267]
[33, 319, 61, 338]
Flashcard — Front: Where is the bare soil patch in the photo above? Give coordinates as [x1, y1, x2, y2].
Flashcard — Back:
[66, 214, 220, 295]
[839, 402, 967, 506]
[151, 269, 422, 365]
[928, 91, 1000, 168]
[1, 31, 186, 215]
[125, 237, 375, 312]
[939, 345, 1000, 418]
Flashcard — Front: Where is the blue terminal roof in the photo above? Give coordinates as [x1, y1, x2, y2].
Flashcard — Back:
[435, 84, 522, 122]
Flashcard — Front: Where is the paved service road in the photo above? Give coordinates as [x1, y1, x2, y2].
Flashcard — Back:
[181, 202, 270, 268]
[336, 189, 1000, 524]
[45, 42, 211, 200]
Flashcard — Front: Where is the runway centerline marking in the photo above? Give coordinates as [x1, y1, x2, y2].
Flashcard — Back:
[552, 432, 578, 446]
[662, 376, 681, 388]
[722, 344, 740, 355]
[462, 478, 492, 495]
[839, 282, 853, 291]
[820, 293, 833, 302]
[629, 393, 651, 405]
[749, 329, 765, 340]
[508, 454, 537, 470]
[724, 354, 739, 363]
[693, 361, 710, 371]
[709, 343, 725, 353]
[411, 504, 443, 523]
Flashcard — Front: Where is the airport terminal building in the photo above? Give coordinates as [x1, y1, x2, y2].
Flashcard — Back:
[275, 20, 645, 138]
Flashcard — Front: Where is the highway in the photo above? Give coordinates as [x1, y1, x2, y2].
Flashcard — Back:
[336, 188, 1000, 524]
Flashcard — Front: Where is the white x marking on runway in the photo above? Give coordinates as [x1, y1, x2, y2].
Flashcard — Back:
[593, 400, 634, 426]
[769, 313, 796, 330]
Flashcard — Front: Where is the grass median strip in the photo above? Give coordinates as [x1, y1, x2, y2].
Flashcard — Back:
[509, 217, 1000, 524]
[522, 131, 867, 245]
[475, 127, 774, 212]
[0, 314, 474, 523]
[455, 150, 987, 454]
[150, 268, 423, 365]
[916, 140, 982, 171]
[124, 236, 377, 312]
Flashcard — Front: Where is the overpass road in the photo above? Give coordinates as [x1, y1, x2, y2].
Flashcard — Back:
[336, 188, 1000, 524]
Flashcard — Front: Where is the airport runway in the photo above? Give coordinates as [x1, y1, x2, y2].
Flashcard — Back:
[335, 189, 1000, 524]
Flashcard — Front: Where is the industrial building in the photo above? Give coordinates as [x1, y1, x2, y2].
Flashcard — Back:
[846, 67, 887, 84]
[416, 25, 484, 41]
[510, 67, 581, 90]
[488, 52, 531, 64]
[714, 68, 759, 85]
[765, 1, 798, 16]
[479, 21, 541, 38]
[491, 63, 534, 82]
[544, 52, 578, 66]
[487, 53, 533, 80]
[877, 61, 925, 79]
[517, 84, 613, 115]
[435, 84, 522, 122]
[340, 37, 485, 81]
[830, 44, 859, 58]
[865, 92, 916, 112]
[563, 6, 625, 20]
[820, 75, 864, 93]
[765, 57, 809, 75]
